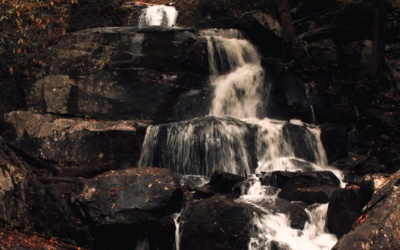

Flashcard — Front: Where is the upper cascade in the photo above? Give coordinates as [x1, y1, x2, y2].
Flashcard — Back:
[200, 29, 265, 119]
[138, 5, 179, 28]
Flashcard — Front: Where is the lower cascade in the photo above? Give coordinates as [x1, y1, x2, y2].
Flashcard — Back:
[138, 28, 343, 250]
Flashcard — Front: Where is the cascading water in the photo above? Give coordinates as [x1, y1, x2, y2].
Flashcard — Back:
[138, 5, 178, 28]
[139, 117, 253, 176]
[201, 29, 265, 119]
[138, 27, 342, 249]
[241, 176, 338, 250]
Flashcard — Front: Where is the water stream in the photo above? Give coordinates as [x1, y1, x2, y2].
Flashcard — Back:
[137, 5, 340, 250]
[138, 5, 178, 28]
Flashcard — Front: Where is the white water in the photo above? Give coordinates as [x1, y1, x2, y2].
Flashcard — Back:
[201, 29, 264, 119]
[241, 177, 337, 250]
[172, 212, 182, 250]
[138, 28, 342, 250]
[138, 5, 178, 28]
[139, 118, 252, 176]
[135, 236, 150, 250]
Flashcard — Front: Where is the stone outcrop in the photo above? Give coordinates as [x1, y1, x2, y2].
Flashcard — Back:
[1, 111, 143, 169]
[263, 171, 341, 204]
[179, 195, 256, 250]
[332, 170, 400, 250]
[0, 136, 32, 229]
[28, 27, 209, 121]
[74, 167, 183, 226]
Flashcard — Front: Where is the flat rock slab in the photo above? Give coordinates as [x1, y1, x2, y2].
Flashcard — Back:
[1, 111, 143, 166]
[75, 167, 183, 226]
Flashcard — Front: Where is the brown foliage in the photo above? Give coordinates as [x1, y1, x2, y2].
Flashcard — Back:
[0, 0, 72, 79]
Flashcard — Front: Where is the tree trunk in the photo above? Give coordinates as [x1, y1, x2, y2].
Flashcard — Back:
[369, 0, 386, 79]
[277, 0, 308, 64]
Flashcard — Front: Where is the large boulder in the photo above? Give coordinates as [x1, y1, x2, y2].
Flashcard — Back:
[74, 167, 183, 226]
[0, 135, 90, 246]
[0, 136, 32, 229]
[332, 170, 400, 250]
[264, 171, 341, 204]
[179, 195, 256, 250]
[326, 185, 365, 238]
[0, 111, 142, 169]
[29, 27, 209, 120]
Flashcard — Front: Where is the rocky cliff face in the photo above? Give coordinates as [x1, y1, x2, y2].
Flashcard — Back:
[0, 0, 399, 249]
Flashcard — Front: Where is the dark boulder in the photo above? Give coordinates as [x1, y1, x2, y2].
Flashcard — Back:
[1, 111, 142, 169]
[320, 123, 348, 163]
[265, 171, 340, 204]
[332, 154, 385, 184]
[259, 198, 309, 230]
[74, 167, 183, 226]
[326, 185, 365, 238]
[307, 39, 338, 72]
[265, 171, 341, 189]
[34, 27, 209, 120]
[0, 136, 90, 246]
[0, 136, 34, 230]
[30, 179, 91, 245]
[209, 170, 246, 193]
[193, 184, 216, 200]
[332, 170, 400, 250]
[179, 195, 256, 250]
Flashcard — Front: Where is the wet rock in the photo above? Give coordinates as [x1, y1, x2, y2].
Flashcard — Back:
[258, 198, 309, 230]
[193, 184, 215, 200]
[1, 111, 142, 168]
[332, 170, 400, 250]
[155, 215, 177, 250]
[266, 171, 340, 204]
[209, 170, 246, 193]
[232, 180, 252, 197]
[74, 167, 183, 226]
[266, 171, 340, 189]
[179, 195, 256, 250]
[326, 185, 365, 238]
[176, 174, 210, 190]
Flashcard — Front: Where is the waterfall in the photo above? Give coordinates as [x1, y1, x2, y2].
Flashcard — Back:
[137, 28, 342, 250]
[242, 178, 337, 250]
[138, 5, 178, 28]
[139, 117, 253, 176]
[201, 29, 265, 119]
[172, 212, 182, 250]
[248, 205, 337, 250]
